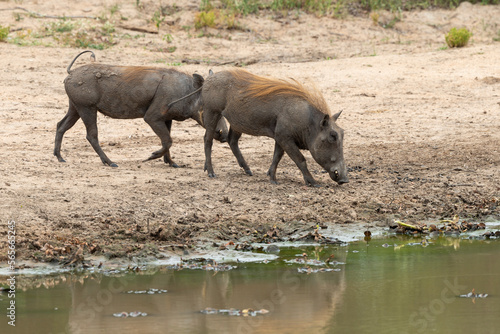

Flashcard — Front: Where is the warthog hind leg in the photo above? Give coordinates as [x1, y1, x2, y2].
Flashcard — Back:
[54, 102, 81, 163]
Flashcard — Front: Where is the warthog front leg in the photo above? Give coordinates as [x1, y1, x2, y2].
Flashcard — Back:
[54, 102, 81, 163]
[143, 111, 177, 167]
[276, 137, 318, 187]
[79, 106, 118, 167]
[267, 142, 285, 184]
[228, 127, 252, 176]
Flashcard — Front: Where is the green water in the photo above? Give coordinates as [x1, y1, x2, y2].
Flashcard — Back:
[1, 235, 500, 334]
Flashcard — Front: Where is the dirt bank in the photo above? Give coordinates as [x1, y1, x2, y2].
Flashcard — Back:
[0, 0, 499, 264]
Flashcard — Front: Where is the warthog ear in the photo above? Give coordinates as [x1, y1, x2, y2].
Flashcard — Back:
[209, 69, 214, 76]
[332, 110, 343, 121]
[193, 73, 204, 89]
[320, 114, 330, 128]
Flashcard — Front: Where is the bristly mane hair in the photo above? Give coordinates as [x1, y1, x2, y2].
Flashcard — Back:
[228, 69, 331, 116]
[120, 66, 179, 83]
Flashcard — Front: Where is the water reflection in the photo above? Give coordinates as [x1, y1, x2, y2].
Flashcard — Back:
[1, 236, 500, 334]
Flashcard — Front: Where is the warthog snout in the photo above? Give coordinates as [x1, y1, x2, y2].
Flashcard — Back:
[215, 129, 228, 143]
[330, 167, 349, 185]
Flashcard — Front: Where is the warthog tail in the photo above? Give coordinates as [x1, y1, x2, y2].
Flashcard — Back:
[67, 50, 96, 74]
[166, 86, 202, 110]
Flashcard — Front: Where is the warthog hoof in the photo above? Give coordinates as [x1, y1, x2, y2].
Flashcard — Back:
[145, 153, 163, 161]
[305, 180, 321, 187]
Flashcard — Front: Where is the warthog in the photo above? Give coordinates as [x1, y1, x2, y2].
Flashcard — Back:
[54, 51, 228, 167]
[201, 69, 348, 186]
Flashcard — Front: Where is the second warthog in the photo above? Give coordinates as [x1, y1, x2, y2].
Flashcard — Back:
[54, 51, 228, 167]
[201, 69, 348, 186]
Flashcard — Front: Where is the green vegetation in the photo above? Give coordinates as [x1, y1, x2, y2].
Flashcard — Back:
[109, 4, 120, 16]
[197, 0, 500, 18]
[0, 25, 9, 42]
[357, 0, 499, 11]
[152, 9, 166, 30]
[494, 30, 500, 42]
[34, 19, 115, 49]
[2, 1, 497, 50]
[154, 59, 183, 66]
[194, 8, 239, 30]
[192, 0, 499, 33]
[195, 10, 217, 29]
[445, 27, 472, 47]
[48, 20, 75, 33]
[221, 0, 262, 15]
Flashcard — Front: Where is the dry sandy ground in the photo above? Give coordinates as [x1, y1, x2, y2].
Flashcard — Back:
[0, 0, 499, 264]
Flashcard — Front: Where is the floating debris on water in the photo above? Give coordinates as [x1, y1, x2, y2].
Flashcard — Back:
[200, 308, 269, 317]
[265, 244, 280, 254]
[482, 230, 500, 238]
[297, 267, 341, 274]
[126, 288, 167, 294]
[407, 240, 430, 247]
[166, 258, 237, 271]
[460, 289, 489, 299]
[390, 217, 487, 236]
[113, 311, 148, 318]
[292, 227, 344, 244]
[285, 252, 344, 267]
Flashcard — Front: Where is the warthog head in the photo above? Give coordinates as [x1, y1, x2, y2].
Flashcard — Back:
[310, 111, 349, 185]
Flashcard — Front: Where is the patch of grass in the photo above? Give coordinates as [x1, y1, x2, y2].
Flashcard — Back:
[109, 4, 120, 16]
[270, 0, 335, 15]
[445, 27, 472, 48]
[0, 25, 9, 42]
[356, 0, 499, 12]
[382, 11, 401, 29]
[101, 21, 116, 35]
[494, 30, 500, 42]
[195, 10, 217, 29]
[9, 29, 34, 46]
[221, 0, 262, 15]
[154, 59, 183, 66]
[370, 11, 379, 25]
[48, 20, 75, 33]
[74, 32, 107, 50]
[13, 12, 23, 22]
[200, 0, 214, 11]
[39, 20, 116, 49]
[163, 33, 174, 43]
[152, 9, 165, 30]
[198, 0, 500, 18]
[195, 6, 243, 30]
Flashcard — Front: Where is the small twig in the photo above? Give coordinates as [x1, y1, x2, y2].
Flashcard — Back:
[6, 7, 97, 20]
[181, 57, 260, 67]
[118, 24, 158, 34]
[395, 220, 422, 231]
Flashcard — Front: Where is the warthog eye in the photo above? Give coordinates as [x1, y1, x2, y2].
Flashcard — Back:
[328, 131, 338, 143]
